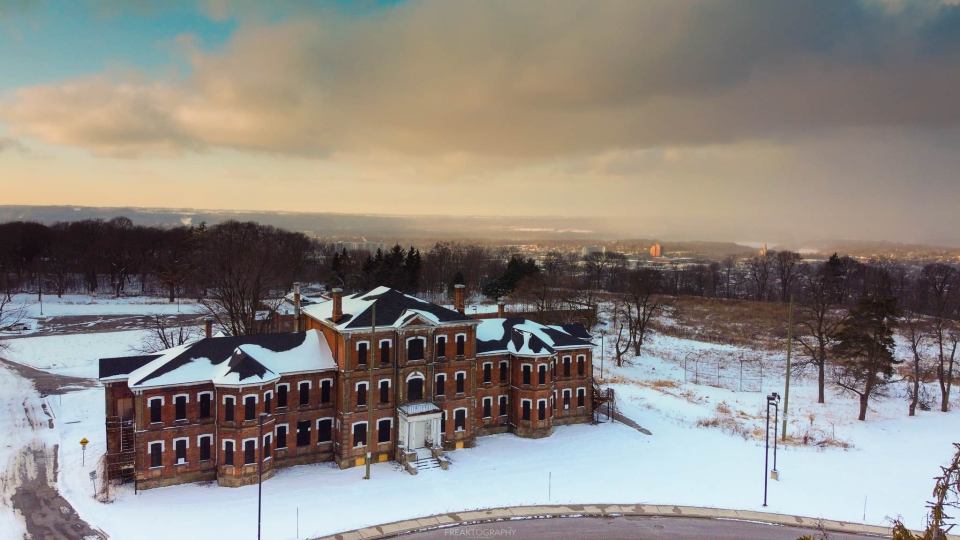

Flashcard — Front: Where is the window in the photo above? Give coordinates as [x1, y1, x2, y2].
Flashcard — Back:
[224, 396, 235, 422]
[199, 435, 211, 461]
[482, 397, 492, 418]
[244, 395, 256, 421]
[435, 374, 446, 396]
[357, 342, 368, 366]
[456, 334, 465, 356]
[149, 442, 163, 468]
[498, 395, 507, 416]
[317, 419, 332, 443]
[299, 381, 310, 406]
[522, 400, 531, 420]
[454, 408, 466, 431]
[455, 372, 465, 394]
[356, 382, 368, 407]
[353, 423, 367, 447]
[407, 337, 425, 361]
[440, 411, 446, 434]
[538, 400, 546, 421]
[379, 380, 390, 404]
[380, 340, 391, 365]
[522, 365, 532, 385]
[263, 435, 272, 460]
[224, 441, 234, 466]
[563, 356, 571, 377]
[577, 388, 586, 407]
[436, 336, 447, 358]
[407, 376, 424, 401]
[577, 355, 585, 376]
[276, 425, 287, 449]
[264, 391, 272, 414]
[552, 360, 557, 378]
[149, 397, 162, 423]
[174, 395, 187, 421]
[320, 379, 332, 404]
[499, 361, 508, 383]
[297, 421, 310, 447]
[199, 392, 211, 419]
[277, 384, 288, 408]
[174, 438, 187, 464]
[538, 364, 546, 385]
[244, 440, 256, 465]
[563, 389, 571, 410]
[483, 363, 492, 383]
[553, 391, 557, 410]
[377, 419, 391, 443]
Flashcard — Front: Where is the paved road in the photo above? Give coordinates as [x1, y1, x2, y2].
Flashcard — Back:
[398, 516, 883, 540]
[3, 313, 204, 338]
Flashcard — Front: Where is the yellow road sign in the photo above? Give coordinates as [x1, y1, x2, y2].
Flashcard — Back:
[80, 437, 89, 447]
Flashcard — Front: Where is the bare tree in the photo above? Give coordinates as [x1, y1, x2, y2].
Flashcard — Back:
[919, 264, 959, 412]
[625, 268, 663, 356]
[891, 442, 960, 540]
[0, 295, 28, 352]
[747, 252, 773, 301]
[796, 265, 844, 404]
[611, 300, 634, 367]
[774, 250, 802, 302]
[199, 222, 311, 336]
[135, 315, 202, 353]
[903, 312, 931, 416]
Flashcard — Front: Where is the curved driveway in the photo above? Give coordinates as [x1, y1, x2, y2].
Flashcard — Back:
[398, 515, 883, 540]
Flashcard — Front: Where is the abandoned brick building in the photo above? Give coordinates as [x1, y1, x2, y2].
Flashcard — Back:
[99, 286, 594, 489]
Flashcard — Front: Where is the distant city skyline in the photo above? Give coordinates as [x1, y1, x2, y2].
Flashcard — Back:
[2, 1, 959, 246]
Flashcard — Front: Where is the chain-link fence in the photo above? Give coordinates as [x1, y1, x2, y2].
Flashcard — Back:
[681, 350, 766, 392]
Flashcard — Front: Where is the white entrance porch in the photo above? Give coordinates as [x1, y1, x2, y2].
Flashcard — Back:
[398, 402, 442, 453]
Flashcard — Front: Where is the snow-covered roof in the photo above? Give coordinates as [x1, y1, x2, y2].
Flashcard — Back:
[476, 318, 593, 357]
[399, 402, 442, 417]
[302, 286, 474, 331]
[100, 329, 337, 389]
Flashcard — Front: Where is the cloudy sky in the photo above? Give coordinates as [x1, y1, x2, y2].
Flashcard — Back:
[1, 0, 959, 245]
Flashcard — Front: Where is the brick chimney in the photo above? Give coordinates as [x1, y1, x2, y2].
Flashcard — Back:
[204, 318, 213, 339]
[454, 284, 465, 314]
[497, 302, 505, 318]
[293, 282, 301, 332]
[332, 288, 343, 321]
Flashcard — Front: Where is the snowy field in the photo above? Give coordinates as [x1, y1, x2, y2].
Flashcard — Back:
[7, 293, 204, 318]
[0, 307, 958, 539]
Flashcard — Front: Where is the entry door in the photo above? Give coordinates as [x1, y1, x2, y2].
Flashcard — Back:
[412, 421, 427, 449]
[118, 398, 134, 420]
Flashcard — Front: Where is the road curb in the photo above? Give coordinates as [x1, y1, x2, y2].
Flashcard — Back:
[317, 503, 952, 540]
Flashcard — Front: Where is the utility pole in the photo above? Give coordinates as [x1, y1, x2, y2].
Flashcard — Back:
[364, 304, 376, 480]
[781, 295, 793, 441]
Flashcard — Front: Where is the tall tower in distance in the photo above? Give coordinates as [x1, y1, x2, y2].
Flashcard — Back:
[759, 243, 768, 257]
[649, 243, 662, 257]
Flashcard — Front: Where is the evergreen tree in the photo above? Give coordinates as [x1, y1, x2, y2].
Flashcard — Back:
[833, 295, 900, 420]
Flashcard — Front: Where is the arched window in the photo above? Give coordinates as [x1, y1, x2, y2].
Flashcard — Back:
[406, 372, 425, 401]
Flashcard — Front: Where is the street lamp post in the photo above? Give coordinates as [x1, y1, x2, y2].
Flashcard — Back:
[763, 392, 780, 507]
[258, 412, 268, 540]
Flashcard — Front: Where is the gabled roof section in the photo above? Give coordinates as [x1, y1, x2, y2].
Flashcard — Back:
[476, 317, 593, 357]
[99, 354, 161, 381]
[100, 329, 336, 389]
[301, 286, 474, 331]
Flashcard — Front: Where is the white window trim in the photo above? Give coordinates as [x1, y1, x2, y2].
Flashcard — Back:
[355, 381, 369, 390]
[222, 439, 235, 451]
[563, 388, 572, 397]
[406, 371, 426, 382]
[577, 387, 586, 407]
[173, 393, 190, 404]
[317, 417, 333, 443]
[351, 421, 368, 447]
[264, 390, 273, 400]
[378, 378, 392, 388]
[148, 396, 165, 406]
[297, 379, 313, 389]
[242, 437, 259, 449]
[537, 399, 548, 419]
[482, 396, 493, 418]
[499, 395, 508, 416]
[275, 422, 289, 434]
[243, 393, 259, 404]
[196, 391, 212, 402]
[320, 377, 333, 387]
[435, 373, 446, 395]
[405, 336, 427, 345]
[455, 332, 467, 342]
[148, 441, 164, 469]
[453, 407, 468, 431]
[378, 338, 392, 348]
[263, 433, 272, 445]
[241, 438, 258, 465]
[196, 434, 213, 446]
[173, 437, 189, 465]
[275, 382, 290, 393]
[482, 361, 493, 376]
[377, 417, 394, 428]
[222, 395, 236, 405]
[435, 335, 447, 344]
[355, 340, 370, 350]
[262, 434, 273, 461]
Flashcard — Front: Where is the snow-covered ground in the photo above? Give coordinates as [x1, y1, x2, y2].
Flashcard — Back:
[0, 308, 958, 539]
[8, 293, 204, 318]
